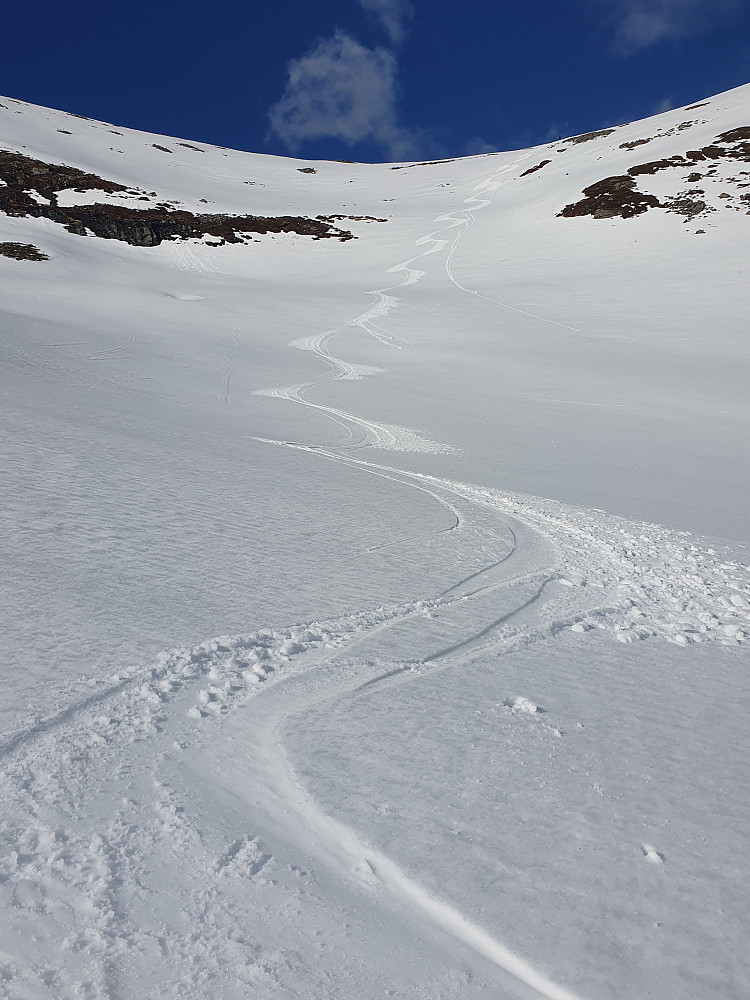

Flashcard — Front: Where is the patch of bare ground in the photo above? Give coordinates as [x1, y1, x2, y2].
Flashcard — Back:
[662, 192, 712, 220]
[0, 150, 356, 246]
[0, 242, 49, 261]
[558, 175, 660, 219]
[519, 159, 551, 177]
[628, 156, 693, 177]
[559, 128, 750, 221]
[563, 128, 616, 144]
[317, 214, 387, 223]
[619, 138, 653, 150]
[716, 126, 750, 143]
[391, 158, 458, 170]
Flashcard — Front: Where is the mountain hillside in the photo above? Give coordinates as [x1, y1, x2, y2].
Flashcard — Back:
[1, 85, 749, 1000]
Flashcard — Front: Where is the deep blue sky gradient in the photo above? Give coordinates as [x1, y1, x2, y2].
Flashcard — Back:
[2, 0, 749, 161]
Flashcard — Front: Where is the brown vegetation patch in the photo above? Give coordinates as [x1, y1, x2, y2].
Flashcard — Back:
[519, 159, 551, 177]
[0, 241, 49, 261]
[685, 141, 750, 162]
[619, 138, 652, 149]
[716, 127, 750, 143]
[558, 175, 660, 219]
[628, 155, 692, 176]
[0, 150, 355, 246]
[391, 158, 458, 170]
[624, 136, 750, 176]
[558, 127, 750, 224]
[0, 150, 128, 209]
[563, 128, 616, 145]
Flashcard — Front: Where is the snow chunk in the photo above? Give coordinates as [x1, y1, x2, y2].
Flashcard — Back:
[641, 843, 665, 864]
[504, 696, 542, 715]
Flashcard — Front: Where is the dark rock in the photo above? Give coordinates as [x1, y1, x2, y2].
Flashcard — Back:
[663, 195, 708, 219]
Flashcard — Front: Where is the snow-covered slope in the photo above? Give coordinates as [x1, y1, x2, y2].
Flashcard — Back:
[1, 86, 748, 999]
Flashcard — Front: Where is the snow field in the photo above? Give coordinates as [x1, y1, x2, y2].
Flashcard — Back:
[1, 85, 749, 998]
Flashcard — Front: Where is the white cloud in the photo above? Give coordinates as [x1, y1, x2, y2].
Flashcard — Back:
[354, 0, 414, 44]
[268, 32, 424, 161]
[651, 95, 676, 114]
[594, 0, 742, 53]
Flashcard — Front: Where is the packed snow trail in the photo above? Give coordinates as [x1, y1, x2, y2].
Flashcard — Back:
[258, 151, 581, 454]
[216, 660, 587, 1000]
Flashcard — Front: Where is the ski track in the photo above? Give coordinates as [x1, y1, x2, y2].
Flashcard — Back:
[3, 156, 750, 998]
[220, 667, 587, 1000]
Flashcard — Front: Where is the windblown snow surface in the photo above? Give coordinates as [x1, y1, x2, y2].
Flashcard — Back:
[1, 86, 749, 999]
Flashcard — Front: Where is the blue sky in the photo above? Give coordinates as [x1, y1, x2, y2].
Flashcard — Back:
[2, 0, 749, 162]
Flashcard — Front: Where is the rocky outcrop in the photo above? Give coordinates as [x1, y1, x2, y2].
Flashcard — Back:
[558, 127, 750, 222]
[558, 175, 660, 219]
[0, 150, 355, 246]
